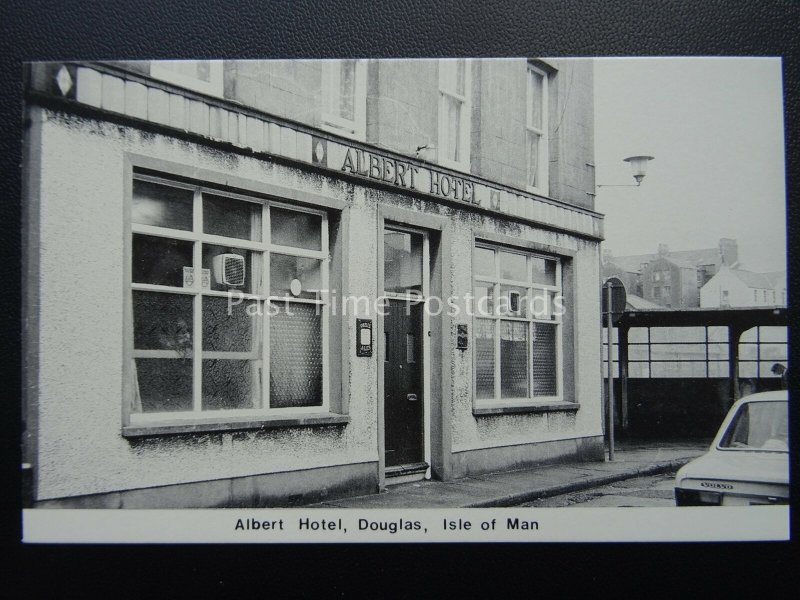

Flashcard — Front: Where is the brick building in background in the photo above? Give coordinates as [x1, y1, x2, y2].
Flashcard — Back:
[23, 59, 603, 508]
[603, 238, 785, 310]
[603, 238, 741, 308]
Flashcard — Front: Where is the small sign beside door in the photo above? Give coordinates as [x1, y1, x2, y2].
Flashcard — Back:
[356, 319, 373, 357]
[456, 324, 469, 350]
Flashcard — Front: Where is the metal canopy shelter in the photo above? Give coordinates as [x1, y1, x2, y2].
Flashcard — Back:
[613, 306, 788, 431]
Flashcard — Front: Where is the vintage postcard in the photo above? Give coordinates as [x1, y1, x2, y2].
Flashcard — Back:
[21, 57, 788, 543]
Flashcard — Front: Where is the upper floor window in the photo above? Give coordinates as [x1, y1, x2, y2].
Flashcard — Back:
[526, 63, 549, 194]
[438, 59, 472, 171]
[149, 60, 224, 97]
[321, 59, 367, 139]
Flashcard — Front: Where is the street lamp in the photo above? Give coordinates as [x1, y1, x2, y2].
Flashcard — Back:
[596, 155, 653, 461]
[597, 155, 655, 188]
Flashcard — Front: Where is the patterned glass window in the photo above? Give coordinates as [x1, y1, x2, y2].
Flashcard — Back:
[473, 243, 563, 401]
[130, 175, 329, 422]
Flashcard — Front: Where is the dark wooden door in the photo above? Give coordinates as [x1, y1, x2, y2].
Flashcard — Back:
[384, 299, 424, 467]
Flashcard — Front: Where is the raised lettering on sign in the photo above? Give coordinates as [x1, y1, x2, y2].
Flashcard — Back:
[340, 146, 479, 206]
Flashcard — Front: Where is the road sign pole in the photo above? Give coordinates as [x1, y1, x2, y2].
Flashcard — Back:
[606, 283, 615, 462]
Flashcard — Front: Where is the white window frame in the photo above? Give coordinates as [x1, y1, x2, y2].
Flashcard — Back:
[526, 63, 549, 195]
[472, 243, 564, 407]
[129, 174, 330, 425]
[321, 59, 367, 140]
[438, 59, 472, 172]
[149, 60, 224, 97]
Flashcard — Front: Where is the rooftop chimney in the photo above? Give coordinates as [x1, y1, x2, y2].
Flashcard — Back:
[657, 243, 669, 256]
[718, 238, 738, 267]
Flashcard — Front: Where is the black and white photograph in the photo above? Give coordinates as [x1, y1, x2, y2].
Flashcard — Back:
[19, 55, 788, 542]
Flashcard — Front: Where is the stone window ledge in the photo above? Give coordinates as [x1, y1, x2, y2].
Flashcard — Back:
[473, 402, 579, 417]
[122, 413, 350, 438]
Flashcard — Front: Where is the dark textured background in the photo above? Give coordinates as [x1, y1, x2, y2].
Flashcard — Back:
[3, 0, 797, 593]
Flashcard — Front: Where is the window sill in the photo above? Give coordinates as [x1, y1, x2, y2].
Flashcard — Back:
[473, 402, 579, 417]
[122, 413, 350, 438]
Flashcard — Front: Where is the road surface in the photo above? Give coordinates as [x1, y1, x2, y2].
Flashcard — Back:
[517, 472, 677, 508]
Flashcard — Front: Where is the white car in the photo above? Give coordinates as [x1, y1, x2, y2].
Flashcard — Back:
[674, 391, 789, 506]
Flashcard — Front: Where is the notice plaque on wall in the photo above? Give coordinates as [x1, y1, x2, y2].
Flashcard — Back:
[356, 319, 373, 357]
[456, 324, 469, 350]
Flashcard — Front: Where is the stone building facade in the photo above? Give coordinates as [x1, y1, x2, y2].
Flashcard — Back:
[22, 58, 603, 508]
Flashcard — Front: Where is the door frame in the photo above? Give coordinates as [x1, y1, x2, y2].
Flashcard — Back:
[380, 223, 431, 479]
[376, 204, 453, 490]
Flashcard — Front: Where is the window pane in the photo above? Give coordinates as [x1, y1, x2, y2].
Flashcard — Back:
[270, 254, 322, 299]
[530, 257, 556, 285]
[441, 59, 464, 94]
[270, 207, 322, 251]
[528, 69, 543, 128]
[339, 60, 356, 121]
[707, 326, 728, 343]
[203, 296, 261, 353]
[270, 304, 323, 408]
[738, 361, 758, 378]
[474, 283, 494, 316]
[651, 326, 705, 343]
[532, 323, 557, 396]
[474, 247, 495, 278]
[134, 358, 193, 412]
[475, 319, 495, 399]
[406, 333, 416, 364]
[157, 60, 211, 82]
[384, 229, 423, 295]
[500, 321, 529, 398]
[133, 234, 194, 287]
[528, 131, 540, 188]
[499, 251, 527, 281]
[455, 59, 465, 95]
[133, 291, 193, 354]
[759, 327, 787, 343]
[499, 285, 528, 318]
[203, 194, 262, 241]
[202, 244, 260, 293]
[530, 289, 558, 320]
[446, 96, 461, 162]
[132, 179, 193, 230]
[738, 343, 759, 361]
[202, 359, 259, 410]
[708, 361, 729, 377]
[759, 344, 787, 361]
[739, 328, 758, 343]
[707, 343, 728, 360]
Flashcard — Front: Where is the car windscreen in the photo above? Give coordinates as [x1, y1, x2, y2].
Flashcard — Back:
[719, 401, 788, 451]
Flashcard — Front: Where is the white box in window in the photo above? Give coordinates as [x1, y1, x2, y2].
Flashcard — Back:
[213, 253, 245, 287]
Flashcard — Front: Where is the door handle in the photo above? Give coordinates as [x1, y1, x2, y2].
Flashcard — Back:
[407, 393, 418, 402]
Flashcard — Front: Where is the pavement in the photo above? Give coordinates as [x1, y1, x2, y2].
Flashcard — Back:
[310, 440, 710, 509]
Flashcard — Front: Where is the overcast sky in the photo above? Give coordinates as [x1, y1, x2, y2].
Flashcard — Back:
[593, 57, 786, 273]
